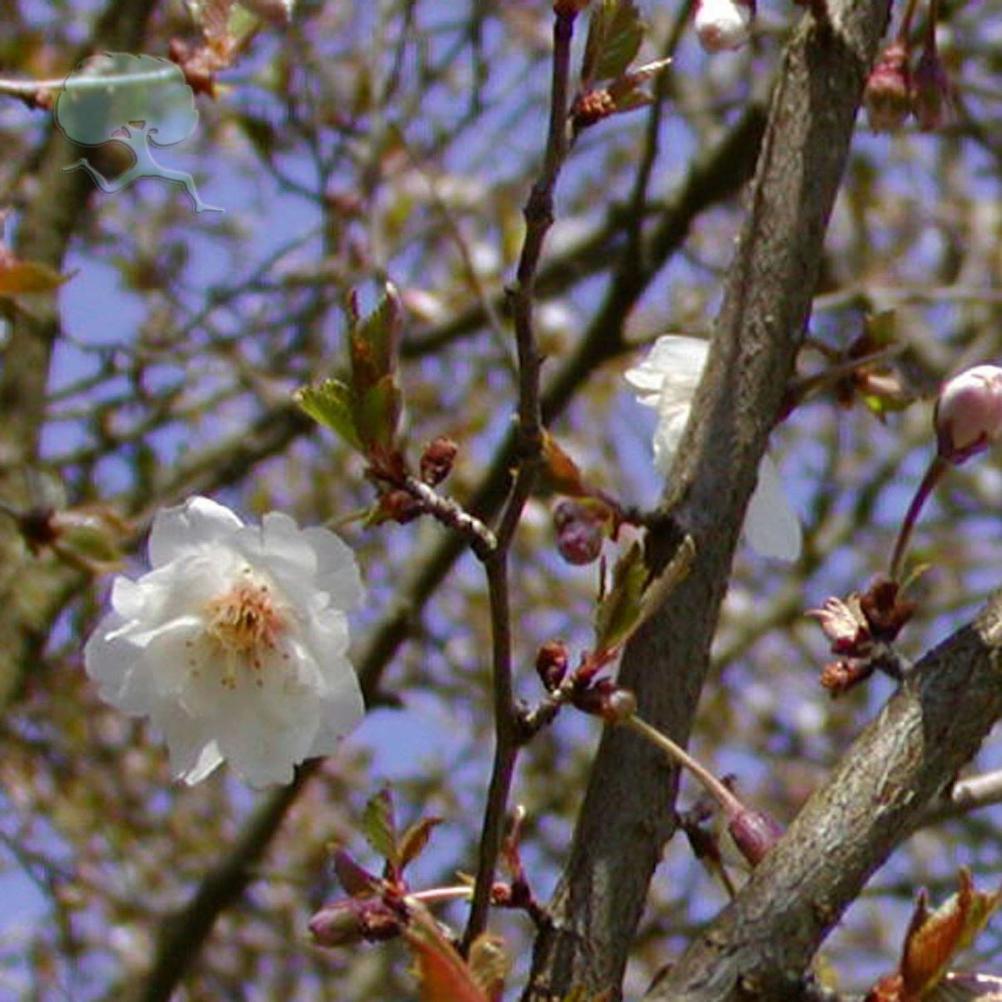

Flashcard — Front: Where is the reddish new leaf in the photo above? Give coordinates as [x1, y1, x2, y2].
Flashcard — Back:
[404, 904, 490, 1002]
[901, 870, 1002, 997]
[398, 816, 443, 873]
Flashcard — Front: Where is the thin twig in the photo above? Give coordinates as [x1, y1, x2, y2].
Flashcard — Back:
[401, 476, 498, 558]
[888, 454, 947, 581]
[623, 713, 745, 819]
[462, 2, 580, 952]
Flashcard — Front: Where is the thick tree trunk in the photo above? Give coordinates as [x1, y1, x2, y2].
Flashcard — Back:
[523, 2, 893, 997]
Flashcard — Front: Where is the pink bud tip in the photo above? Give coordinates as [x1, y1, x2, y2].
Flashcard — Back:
[935, 364, 1002, 464]
[864, 43, 912, 133]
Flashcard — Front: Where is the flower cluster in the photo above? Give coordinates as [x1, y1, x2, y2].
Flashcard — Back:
[84, 496, 365, 787]
[624, 335, 801, 561]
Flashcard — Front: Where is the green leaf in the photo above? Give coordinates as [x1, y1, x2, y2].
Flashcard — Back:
[581, 0, 644, 86]
[398, 816, 443, 872]
[594, 542, 647, 653]
[361, 788, 398, 867]
[355, 374, 402, 452]
[294, 379, 363, 452]
[863, 309, 898, 347]
[350, 282, 403, 392]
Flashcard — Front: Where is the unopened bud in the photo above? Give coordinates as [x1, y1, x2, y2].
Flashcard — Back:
[865, 43, 912, 132]
[536, 640, 569, 691]
[820, 658, 872, 696]
[694, 0, 753, 53]
[553, 499, 605, 565]
[309, 898, 402, 947]
[332, 849, 378, 896]
[858, 577, 914, 641]
[727, 807, 783, 867]
[490, 881, 514, 906]
[419, 437, 458, 486]
[934, 364, 1002, 464]
[571, 89, 616, 130]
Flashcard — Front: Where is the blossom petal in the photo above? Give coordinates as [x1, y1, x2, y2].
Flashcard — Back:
[210, 666, 323, 788]
[743, 455, 803, 560]
[149, 496, 243, 567]
[652, 405, 691, 475]
[154, 705, 225, 785]
[625, 335, 707, 400]
[302, 527, 365, 611]
[84, 612, 156, 713]
[310, 681, 366, 757]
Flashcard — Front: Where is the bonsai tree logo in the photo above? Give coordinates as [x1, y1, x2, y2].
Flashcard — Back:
[55, 52, 222, 214]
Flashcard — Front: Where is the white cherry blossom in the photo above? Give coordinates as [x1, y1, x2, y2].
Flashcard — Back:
[84, 496, 365, 787]
[624, 335, 802, 561]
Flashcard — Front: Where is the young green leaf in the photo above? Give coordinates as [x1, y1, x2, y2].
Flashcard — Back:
[361, 788, 399, 868]
[900, 869, 1002, 998]
[350, 282, 403, 392]
[355, 374, 402, 453]
[581, 0, 645, 86]
[294, 379, 363, 452]
[398, 816, 444, 873]
[593, 541, 647, 653]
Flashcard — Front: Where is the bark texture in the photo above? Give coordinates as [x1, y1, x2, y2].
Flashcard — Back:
[523, 2, 892, 998]
[647, 595, 1002, 1000]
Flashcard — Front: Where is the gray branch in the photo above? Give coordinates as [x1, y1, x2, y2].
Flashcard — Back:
[523, 1, 892, 997]
[648, 594, 1002, 1000]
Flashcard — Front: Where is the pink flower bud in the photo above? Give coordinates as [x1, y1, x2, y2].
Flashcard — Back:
[694, 0, 753, 52]
[536, 640, 569, 691]
[934, 364, 1002, 464]
[309, 898, 402, 947]
[727, 806, 784, 867]
[419, 436, 458, 486]
[553, 499, 605, 565]
[865, 43, 912, 132]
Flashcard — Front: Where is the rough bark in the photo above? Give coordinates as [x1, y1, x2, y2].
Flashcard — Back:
[647, 594, 1002, 1000]
[523, 1, 892, 997]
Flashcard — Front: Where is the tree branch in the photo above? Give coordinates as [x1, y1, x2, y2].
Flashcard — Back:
[648, 592, 1002, 1000]
[524, 2, 892, 997]
[464, 2, 578, 950]
[127, 96, 769, 999]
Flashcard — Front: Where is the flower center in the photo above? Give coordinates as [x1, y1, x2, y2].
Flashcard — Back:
[203, 576, 289, 683]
